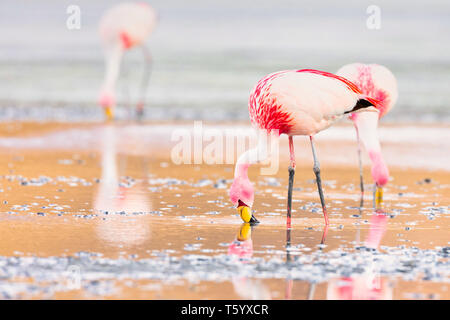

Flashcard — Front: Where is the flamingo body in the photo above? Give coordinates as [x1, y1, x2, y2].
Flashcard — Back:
[98, 2, 157, 116]
[99, 2, 157, 50]
[249, 69, 376, 136]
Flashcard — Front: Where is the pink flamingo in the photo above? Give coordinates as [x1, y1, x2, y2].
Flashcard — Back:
[98, 2, 157, 120]
[336, 64, 398, 203]
[229, 69, 380, 226]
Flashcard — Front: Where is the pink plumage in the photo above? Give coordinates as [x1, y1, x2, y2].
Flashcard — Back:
[248, 69, 377, 136]
[99, 2, 157, 50]
[337, 64, 398, 118]
[227, 238, 253, 260]
[327, 209, 391, 300]
[337, 63, 398, 187]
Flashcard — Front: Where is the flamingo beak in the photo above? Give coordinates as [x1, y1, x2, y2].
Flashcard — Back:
[104, 106, 114, 121]
[237, 205, 259, 225]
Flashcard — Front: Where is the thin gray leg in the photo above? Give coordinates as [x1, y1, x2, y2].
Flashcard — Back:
[137, 45, 153, 120]
[310, 136, 329, 225]
[287, 136, 295, 229]
[354, 124, 365, 207]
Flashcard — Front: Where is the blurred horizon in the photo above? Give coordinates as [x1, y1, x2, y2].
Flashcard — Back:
[0, 0, 449, 122]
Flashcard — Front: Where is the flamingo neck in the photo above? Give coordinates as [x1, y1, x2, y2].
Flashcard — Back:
[234, 162, 250, 180]
[230, 145, 265, 207]
[99, 44, 124, 107]
[234, 145, 264, 178]
[353, 112, 389, 186]
[368, 150, 389, 186]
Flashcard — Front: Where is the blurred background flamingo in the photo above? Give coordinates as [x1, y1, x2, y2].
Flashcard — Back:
[98, 2, 158, 121]
[336, 63, 398, 204]
[229, 69, 380, 227]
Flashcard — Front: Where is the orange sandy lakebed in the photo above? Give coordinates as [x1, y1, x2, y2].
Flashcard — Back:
[0, 121, 448, 299]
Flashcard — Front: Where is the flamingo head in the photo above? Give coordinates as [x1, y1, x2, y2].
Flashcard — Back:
[98, 89, 115, 121]
[229, 167, 259, 224]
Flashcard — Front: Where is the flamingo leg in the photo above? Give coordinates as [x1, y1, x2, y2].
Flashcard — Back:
[136, 45, 153, 120]
[354, 123, 365, 207]
[286, 228, 292, 262]
[306, 225, 328, 300]
[285, 222, 293, 300]
[309, 136, 329, 225]
[320, 224, 329, 245]
[287, 136, 296, 229]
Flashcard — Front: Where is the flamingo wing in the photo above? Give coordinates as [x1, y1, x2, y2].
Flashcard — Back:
[250, 70, 370, 135]
[99, 3, 157, 48]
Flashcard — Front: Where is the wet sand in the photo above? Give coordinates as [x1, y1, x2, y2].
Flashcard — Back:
[0, 121, 448, 299]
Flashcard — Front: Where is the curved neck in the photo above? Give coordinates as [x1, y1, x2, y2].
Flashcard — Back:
[354, 112, 389, 186]
[234, 162, 250, 180]
[101, 44, 124, 93]
[353, 112, 381, 153]
[234, 142, 269, 179]
[234, 147, 258, 178]
[234, 129, 278, 178]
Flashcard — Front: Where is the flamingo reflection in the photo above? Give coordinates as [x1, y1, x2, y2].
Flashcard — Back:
[227, 223, 271, 299]
[285, 226, 328, 300]
[326, 208, 392, 300]
[94, 125, 152, 248]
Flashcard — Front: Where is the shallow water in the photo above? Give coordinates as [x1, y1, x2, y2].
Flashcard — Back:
[0, 122, 448, 299]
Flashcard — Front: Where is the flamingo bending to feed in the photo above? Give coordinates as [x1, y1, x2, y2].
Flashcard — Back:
[229, 69, 380, 226]
[98, 2, 157, 120]
[336, 63, 398, 204]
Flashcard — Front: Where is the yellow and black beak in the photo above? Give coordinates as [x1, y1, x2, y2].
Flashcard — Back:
[104, 106, 114, 121]
[237, 205, 259, 225]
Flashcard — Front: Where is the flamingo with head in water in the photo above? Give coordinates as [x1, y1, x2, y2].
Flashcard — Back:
[229, 69, 380, 226]
[336, 63, 398, 203]
[98, 2, 157, 120]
